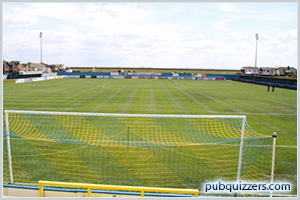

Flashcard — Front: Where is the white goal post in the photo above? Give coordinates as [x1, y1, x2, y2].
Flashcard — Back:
[3, 110, 276, 197]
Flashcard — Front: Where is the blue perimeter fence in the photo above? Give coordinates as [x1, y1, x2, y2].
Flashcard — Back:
[235, 75, 296, 90]
[5, 71, 296, 89]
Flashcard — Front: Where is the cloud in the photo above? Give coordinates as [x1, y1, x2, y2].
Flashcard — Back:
[2, 3, 297, 69]
[218, 3, 247, 13]
[3, 5, 38, 28]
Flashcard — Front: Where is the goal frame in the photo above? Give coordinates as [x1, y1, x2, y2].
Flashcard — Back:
[4, 110, 276, 190]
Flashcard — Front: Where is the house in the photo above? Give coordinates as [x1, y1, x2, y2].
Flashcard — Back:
[240, 66, 297, 77]
[27, 62, 51, 72]
[259, 67, 277, 76]
[277, 66, 297, 77]
[15, 64, 29, 72]
[3, 60, 11, 74]
[3, 60, 58, 74]
[3, 60, 29, 74]
[241, 66, 259, 75]
[49, 64, 64, 72]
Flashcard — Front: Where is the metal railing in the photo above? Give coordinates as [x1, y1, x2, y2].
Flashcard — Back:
[38, 180, 199, 197]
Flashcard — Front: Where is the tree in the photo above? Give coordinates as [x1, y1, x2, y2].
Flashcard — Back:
[10, 61, 20, 65]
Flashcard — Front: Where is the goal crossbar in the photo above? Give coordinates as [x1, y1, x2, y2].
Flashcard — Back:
[5, 110, 246, 119]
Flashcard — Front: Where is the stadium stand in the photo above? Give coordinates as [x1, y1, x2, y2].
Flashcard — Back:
[236, 75, 297, 90]
[58, 72, 111, 76]
[57, 72, 237, 80]
[206, 74, 238, 80]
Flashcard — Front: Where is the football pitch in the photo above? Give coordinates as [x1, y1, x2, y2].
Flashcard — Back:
[3, 78, 297, 195]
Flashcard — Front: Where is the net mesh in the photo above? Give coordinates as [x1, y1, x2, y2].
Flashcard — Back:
[3, 111, 273, 196]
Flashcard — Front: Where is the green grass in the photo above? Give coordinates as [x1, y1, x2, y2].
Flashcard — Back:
[3, 79, 297, 195]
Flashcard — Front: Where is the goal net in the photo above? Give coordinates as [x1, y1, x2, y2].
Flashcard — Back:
[3, 110, 274, 196]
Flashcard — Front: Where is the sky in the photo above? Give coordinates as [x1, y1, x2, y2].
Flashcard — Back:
[2, 2, 298, 69]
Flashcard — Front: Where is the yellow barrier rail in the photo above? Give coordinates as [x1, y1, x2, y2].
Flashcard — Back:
[38, 180, 199, 197]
